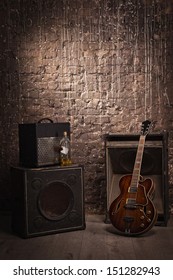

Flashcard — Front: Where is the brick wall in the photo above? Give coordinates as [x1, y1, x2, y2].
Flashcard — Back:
[0, 0, 173, 213]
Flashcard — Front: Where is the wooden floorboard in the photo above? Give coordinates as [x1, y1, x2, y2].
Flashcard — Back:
[105, 226, 136, 260]
[0, 212, 173, 260]
[79, 215, 108, 260]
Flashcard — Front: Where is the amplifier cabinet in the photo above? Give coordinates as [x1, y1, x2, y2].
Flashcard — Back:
[105, 132, 169, 226]
[19, 122, 70, 167]
[11, 165, 85, 238]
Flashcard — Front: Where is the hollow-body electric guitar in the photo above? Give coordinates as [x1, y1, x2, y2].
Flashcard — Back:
[109, 120, 158, 236]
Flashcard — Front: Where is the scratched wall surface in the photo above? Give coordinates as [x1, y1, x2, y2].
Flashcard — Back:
[0, 0, 173, 213]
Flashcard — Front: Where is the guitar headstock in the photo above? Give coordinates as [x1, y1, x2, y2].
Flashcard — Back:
[141, 120, 152, 136]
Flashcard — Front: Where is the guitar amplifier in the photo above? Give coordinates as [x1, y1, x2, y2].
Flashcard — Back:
[19, 119, 70, 167]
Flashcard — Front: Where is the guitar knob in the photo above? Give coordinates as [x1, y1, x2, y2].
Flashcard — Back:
[140, 223, 145, 227]
[140, 216, 145, 220]
[147, 210, 151, 215]
[147, 218, 151, 222]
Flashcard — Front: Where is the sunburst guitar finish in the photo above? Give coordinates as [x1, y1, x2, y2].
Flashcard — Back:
[109, 120, 158, 236]
[109, 174, 158, 236]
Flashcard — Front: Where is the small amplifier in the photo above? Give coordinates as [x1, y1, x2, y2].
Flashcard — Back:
[19, 118, 70, 167]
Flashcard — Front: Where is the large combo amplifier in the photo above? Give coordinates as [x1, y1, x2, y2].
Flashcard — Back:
[11, 165, 85, 238]
[19, 119, 70, 167]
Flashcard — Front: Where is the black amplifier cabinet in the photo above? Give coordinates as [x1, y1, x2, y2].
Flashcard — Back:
[11, 165, 85, 238]
[105, 132, 169, 226]
[19, 121, 70, 167]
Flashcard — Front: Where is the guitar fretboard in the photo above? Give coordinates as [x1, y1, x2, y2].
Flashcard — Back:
[130, 135, 146, 191]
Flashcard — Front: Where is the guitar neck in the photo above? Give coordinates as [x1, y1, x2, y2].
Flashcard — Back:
[131, 135, 146, 187]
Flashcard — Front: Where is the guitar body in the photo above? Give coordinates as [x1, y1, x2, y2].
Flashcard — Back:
[109, 174, 158, 236]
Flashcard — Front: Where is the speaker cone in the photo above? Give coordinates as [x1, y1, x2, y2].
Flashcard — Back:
[119, 149, 154, 174]
[38, 181, 74, 221]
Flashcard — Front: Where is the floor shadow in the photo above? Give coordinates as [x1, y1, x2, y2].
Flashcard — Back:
[105, 224, 157, 238]
[0, 212, 13, 235]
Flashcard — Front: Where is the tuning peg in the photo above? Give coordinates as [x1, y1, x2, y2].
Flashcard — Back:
[151, 120, 157, 130]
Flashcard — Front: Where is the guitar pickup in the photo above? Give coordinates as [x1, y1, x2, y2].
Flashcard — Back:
[124, 204, 137, 209]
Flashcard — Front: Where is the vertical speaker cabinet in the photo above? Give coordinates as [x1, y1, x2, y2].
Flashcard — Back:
[11, 165, 85, 238]
[105, 132, 169, 226]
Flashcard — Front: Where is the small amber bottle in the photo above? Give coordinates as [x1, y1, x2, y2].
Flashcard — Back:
[60, 131, 72, 166]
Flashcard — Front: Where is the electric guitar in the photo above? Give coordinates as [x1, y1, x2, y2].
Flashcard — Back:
[109, 120, 158, 236]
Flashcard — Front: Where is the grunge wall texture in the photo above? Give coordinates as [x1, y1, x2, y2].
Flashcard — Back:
[0, 0, 173, 213]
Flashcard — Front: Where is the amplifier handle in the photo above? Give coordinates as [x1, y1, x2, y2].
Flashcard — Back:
[38, 118, 53, 123]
